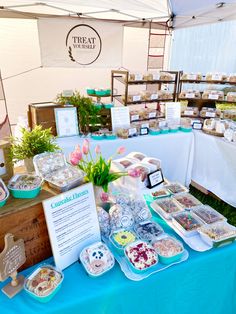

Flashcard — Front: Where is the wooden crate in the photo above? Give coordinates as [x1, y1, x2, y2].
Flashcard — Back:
[0, 189, 57, 270]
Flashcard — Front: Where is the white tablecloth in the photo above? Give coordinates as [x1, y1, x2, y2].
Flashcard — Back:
[57, 133, 194, 186]
[192, 131, 236, 207]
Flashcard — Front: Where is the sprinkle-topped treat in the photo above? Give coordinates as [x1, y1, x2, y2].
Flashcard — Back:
[174, 193, 201, 209]
[125, 241, 158, 271]
[134, 221, 163, 242]
[192, 205, 226, 224]
[25, 266, 63, 298]
[112, 230, 136, 248]
[173, 212, 202, 232]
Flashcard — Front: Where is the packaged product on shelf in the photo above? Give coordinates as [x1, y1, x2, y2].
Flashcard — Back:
[116, 127, 137, 139]
[203, 118, 229, 135]
[180, 73, 202, 80]
[200, 107, 221, 118]
[127, 72, 144, 82]
[205, 72, 228, 81]
[226, 92, 236, 102]
[8, 174, 42, 199]
[152, 235, 184, 264]
[24, 265, 63, 302]
[0, 178, 9, 207]
[149, 120, 158, 128]
[146, 108, 157, 119]
[130, 110, 140, 122]
[179, 90, 201, 99]
[158, 90, 173, 100]
[222, 109, 236, 120]
[109, 204, 134, 231]
[80, 242, 115, 277]
[125, 241, 158, 271]
[181, 106, 199, 117]
[122, 92, 141, 103]
[228, 73, 236, 83]
[140, 90, 152, 101]
[198, 222, 236, 247]
[143, 72, 153, 81]
[33, 152, 85, 192]
[172, 211, 203, 237]
[202, 90, 224, 101]
[160, 72, 174, 81]
[224, 122, 236, 142]
[134, 221, 163, 242]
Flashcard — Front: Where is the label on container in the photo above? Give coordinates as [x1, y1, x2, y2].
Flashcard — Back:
[128, 128, 137, 136]
[120, 215, 132, 228]
[130, 114, 139, 121]
[141, 123, 149, 128]
[209, 94, 219, 100]
[212, 74, 222, 81]
[184, 110, 194, 116]
[159, 120, 167, 128]
[192, 122, 203, 130]
[132, 95, 141, 102]
[134, 74, 143, 81]
[153, 73, 160, 80]
[151, 94, 158, 100]
[187, 74, 197, 80]
[185, 93, 195, 99]
[205, 111, 216, 118]
[149, 112, 157, 118]
[140, 127, 149, 135]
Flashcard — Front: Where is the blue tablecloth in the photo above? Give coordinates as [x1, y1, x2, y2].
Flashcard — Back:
[1, 214, 236, 314]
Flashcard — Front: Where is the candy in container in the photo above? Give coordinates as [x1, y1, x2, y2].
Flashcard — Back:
[110, 229, 136, 255]
[172, 211, 202, 237]
[134, 221, 163, 242]
[8, 174, 42, 199]
[109, 204, 134, 231]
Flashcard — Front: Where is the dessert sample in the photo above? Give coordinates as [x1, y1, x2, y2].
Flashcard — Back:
[8, 174, 42, 190]
[134, 221, 163, 242]
[174, 193, 202, 209]
[172, 211, 202, 235]
[80, 242, 115, 277]
[202, 90, 224, 101]
[152, 198, 183, 219]
[24, 265, 63, 302]
[152, 189, 171, 199]
[166, 182, 188, 195]
[192, 205, 226, 224]
[198, 222, 236, 241]
[152, 236, 184, 264]
[125, 241, 158, 271]
[111, 229, 136, 248]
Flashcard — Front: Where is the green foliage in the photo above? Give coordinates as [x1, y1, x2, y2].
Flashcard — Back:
[56, 91, 101, 132]
[9, 125, 60, 163]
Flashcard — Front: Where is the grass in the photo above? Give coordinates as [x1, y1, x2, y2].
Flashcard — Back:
[190, 185, 236, 226]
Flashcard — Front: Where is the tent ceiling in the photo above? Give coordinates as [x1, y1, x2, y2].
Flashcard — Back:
[1, 0, 236, 28]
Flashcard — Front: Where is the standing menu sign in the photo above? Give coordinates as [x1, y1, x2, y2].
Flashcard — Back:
[43, 183, 101, 270]
[165, 102, 181, 125]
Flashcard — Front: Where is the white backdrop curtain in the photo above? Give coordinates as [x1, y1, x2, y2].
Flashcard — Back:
[170, 20, 236, 73]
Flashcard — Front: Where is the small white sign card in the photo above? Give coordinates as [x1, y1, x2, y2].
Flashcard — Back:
[54, 107, 79, 137]
[111, 107, 130, 132]
[43, 183, 101, 270]
[165, 102, 181, 125]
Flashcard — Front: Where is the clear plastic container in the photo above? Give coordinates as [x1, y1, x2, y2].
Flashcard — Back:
[192, 205, 226, 224]
[134, 221, 163, 242]
[33, 152, 85, 192]
[174, 193, 202, 209]
[96, 206, 111, 238]
[202, 90, 224, 101]
[152, 235, 184, 264]
[151, 198, 183, 220]
[198, 222, 236, 247]
[8, 174, 42, 199]
[109, 204, 134, 231]
[110, 229, 136, 255]
[24, 265, 63, 303]
[0, 178, 9, 207]
[80, 242, 115, 277]
[124, 240, 158, 272]
[151, 188, 171, 199]
[200, 107, 221, 118]
[129, 198, 152, 223]
[165, 182, 189, 195]
[172, 211, 203, 237]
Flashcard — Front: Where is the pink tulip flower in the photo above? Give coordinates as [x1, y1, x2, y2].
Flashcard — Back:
[95, 145, 101, 154]
[100, 192, 109, 202]
[117, 146, 125, 155]
[82, 140, 89, 155]
[70, 152, 81, 166]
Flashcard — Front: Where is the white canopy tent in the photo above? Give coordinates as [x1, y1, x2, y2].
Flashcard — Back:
[1, 0, 236, 28]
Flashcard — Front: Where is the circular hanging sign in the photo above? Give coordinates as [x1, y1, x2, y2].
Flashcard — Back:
[66, 24, 102, 65]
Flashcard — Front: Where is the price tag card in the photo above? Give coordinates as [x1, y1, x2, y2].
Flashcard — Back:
[184, 110, 194, 116]
[130, 114, 139, 122]
[206, 111, 216, 118]
[212, 74, 222, 81]
[149, 111, 157, 118]
[153, 73, 160, 80]
[140, 127, 149, 136]
[165, 102, 181, 125]
[147, 169, 164, 189]
[141, 123, 149, 128]
[151, 94, 158, 100]
[187, 74, 197, 80]
[128, 128, 137, 137]
[192, 122, 203, 130]
[134, 74, 143, 81]
[209, 94, 219, 100]
[185, 93, 195, 99]
[132, 95, 141, 102]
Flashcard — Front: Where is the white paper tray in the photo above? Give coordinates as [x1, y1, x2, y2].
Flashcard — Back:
[150, 203, 212, 252]
[105, 239, 189, 281]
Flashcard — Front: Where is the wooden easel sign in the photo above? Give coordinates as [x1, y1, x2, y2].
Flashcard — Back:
[0, 234, 26, 298]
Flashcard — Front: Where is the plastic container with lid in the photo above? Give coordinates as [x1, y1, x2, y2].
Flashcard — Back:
[134, 221, 163, 243]
[149, 127, 161, 135]
[124, 240, 158, 273]
[179, 90, 201, 99]
[8, 174, 42, 199]
[151, 197, 183, 220]
[0, 178, 9, 207]
[202, 90, 224, 101]
[24, 265, 64, 303]
[33, 152, 85, 192]
[151, 188, 171, 199]
[165, 182, 189, 195]
[109, 204, 134, 231]
[198, 221, 236, 247]
[96, 206, 111, 238]
[226, 92, 236, 102]
[129, 198, 152, 223]
[80, 242, 115, 277]
[174, 193, 202, 209]
[172, 211, 203, 237]
[152, 235, 184, 264]
[192, 205, 226, 225]
[110, 229, 136, 255]
[200, 107, 221, 118]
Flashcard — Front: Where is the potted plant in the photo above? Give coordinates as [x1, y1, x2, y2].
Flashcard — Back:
[9, 125, 60, 172]
[56, 91, 101, 133]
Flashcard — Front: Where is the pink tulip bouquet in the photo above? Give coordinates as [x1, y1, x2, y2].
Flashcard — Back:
[70, 139, 128, 193]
